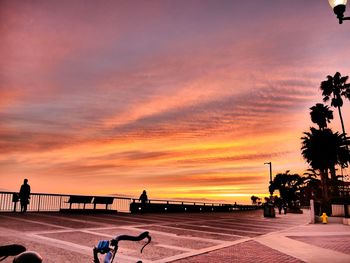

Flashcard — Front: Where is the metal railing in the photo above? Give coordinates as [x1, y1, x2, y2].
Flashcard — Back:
[0, 191, 132, 213]
[130, 198, 257, 208]
[0, 191, 260, 213]
[130, 198, 261, 213]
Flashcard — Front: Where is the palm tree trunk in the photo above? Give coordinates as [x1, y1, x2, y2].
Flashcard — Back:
[320, 168, 329, 201]
[329, 166, 339, 197]
[337, 106, 346, 136]
[338, 106, 349, 169]
[329, 166, 336, 180]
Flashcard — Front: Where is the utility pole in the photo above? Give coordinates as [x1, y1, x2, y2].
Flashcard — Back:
[264, 162, 273, 197]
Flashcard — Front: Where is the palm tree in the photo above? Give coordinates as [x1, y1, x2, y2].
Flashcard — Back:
[320, 72, 350, 136]
[269, 171, 303, 207]
[250, 195, 259, 205]
[302, 169, 322, 201]
[301, 127, 350, 200]
[303, 168, 321, 186]
[310, 103, 333, 130]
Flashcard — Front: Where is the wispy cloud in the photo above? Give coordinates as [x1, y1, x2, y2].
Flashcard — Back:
[1, 0, 349, 202]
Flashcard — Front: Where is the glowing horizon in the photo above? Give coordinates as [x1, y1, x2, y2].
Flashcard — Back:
[1, 0, 350, 204]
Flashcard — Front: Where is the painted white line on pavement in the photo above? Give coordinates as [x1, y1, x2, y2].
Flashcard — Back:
[87, 214, 158, 224]
[0, 215, 69, 230]
[144, 224, 245, 238]
[284, 232, 350, 236]
[153, 238, 252, 263]
[155, 244, 194, 252]
[119, 226, 223, 244]
[29, 226, 126, 235]
[80, 229, 114, 237]
[216, 219, 288, 229]
[255, 234, 350, 263]
[178, 222, 263, 234]
[33, 213, 113, 227]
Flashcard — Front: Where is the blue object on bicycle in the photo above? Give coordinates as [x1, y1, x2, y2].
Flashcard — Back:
[96, 240, 110, 254]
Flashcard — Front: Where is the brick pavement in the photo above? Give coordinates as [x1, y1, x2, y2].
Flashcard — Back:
[1, 209, 349, 262]
[172, 240, 305, 263]
[288, 235, 350, 255]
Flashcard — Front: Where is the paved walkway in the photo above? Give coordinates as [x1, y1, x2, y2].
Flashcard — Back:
[170, 215, 350, 263]
[0, 210, 349, 262]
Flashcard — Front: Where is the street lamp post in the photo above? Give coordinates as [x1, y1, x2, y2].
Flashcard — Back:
[264, 162, 273, 197]
[328, 0, 350, 23]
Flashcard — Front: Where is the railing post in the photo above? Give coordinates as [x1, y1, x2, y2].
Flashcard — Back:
[37, 195, 41, 212]
[344, 204, 349, 218]
[59, 196, 62, 211]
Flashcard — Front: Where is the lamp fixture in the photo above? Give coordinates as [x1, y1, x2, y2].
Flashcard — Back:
[328, 0, 350, 23]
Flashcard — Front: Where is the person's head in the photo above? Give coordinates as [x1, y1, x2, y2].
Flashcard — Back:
[24, 179, 28, 184]
[143, 190, 146, 194]
[13, 251, 42, 263]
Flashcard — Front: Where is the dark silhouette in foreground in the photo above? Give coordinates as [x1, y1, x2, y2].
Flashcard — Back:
[0, 244, 26, 261]
[13, 251, 42, 263]
[19, 179, 30, 213]
[0, 232, 150, 263]
[93, 231, 151, 263]
[0, 244, 42, 263]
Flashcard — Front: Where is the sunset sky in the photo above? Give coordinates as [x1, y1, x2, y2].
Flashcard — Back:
[1, 0, 350, 203]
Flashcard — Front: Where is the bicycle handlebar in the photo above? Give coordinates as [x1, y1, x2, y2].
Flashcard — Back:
[94, 231, 151, 263]
[112, 231, 151, 253]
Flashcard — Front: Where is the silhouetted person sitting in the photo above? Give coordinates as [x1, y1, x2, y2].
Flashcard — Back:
[139, 190, 148, 204]
[139, 190, 148, 213]
[19, 179, 30, 213]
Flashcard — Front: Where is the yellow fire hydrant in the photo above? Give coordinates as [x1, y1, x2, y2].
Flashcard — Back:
[320, 213, 328, 224]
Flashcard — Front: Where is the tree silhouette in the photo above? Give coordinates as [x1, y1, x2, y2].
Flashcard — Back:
[301, 127, 349, 200]
[302, 168, 321, 186]
[250, 195, 259, 205]
[320, 72, 350, 136]
[269, 171, 303, 207]
[302, 169, 322, 201]
[309, 103, 333, 130]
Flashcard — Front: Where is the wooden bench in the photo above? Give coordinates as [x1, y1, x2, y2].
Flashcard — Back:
[93, 197, 114, 210]
[66, 195, 93, 209]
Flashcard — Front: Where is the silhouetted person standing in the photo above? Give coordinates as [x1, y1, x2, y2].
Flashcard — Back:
[283, 203, 287, 215]
[19, 179, 30, 212]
